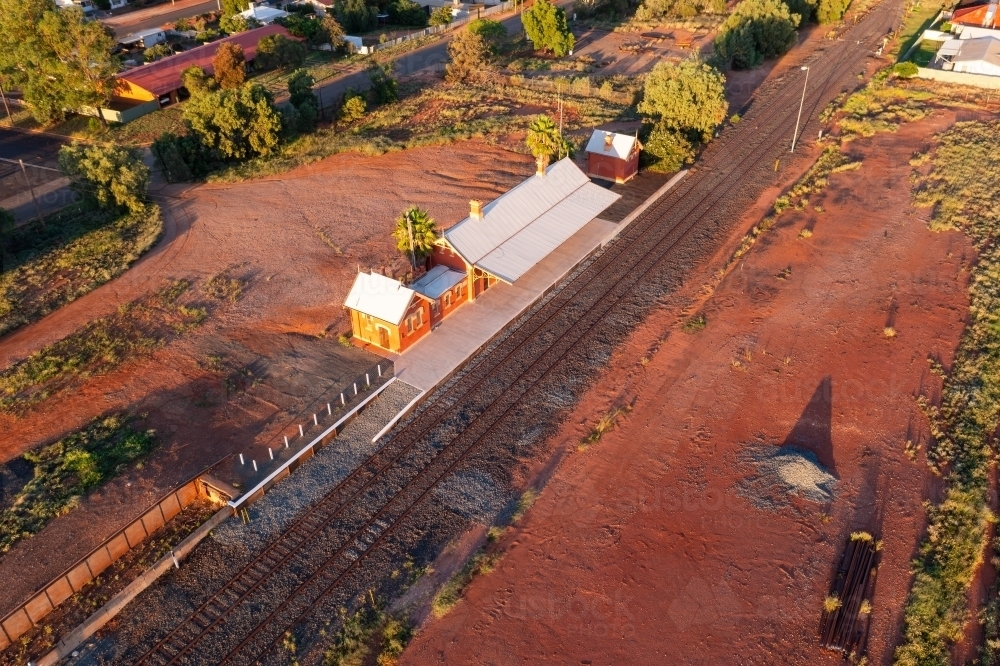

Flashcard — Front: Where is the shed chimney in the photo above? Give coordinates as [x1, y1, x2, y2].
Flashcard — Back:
[536, 154, 549, 176]
[603, 132, 613, 151]
[469, 199, 482, 219]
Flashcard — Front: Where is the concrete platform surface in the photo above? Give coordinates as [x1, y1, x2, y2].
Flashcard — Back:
[394, 216, 618, 391]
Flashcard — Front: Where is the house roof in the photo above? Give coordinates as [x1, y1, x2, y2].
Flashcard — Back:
[344, 271, 426, 325]
[953, 35, 1000, 64]
[442, 158, 621, 284]
[116, 24, 290, 97]
[119, 28, 167, 45]
[410, 265, 466, 300]
[585, 130, 639, 161]
[241, 5, 289, 22]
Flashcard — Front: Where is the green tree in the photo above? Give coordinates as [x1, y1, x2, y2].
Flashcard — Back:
[783, 0, 816, 23]
[714, 0, 800, 69]
[340, 91, 367, 123]
[144, 43, 172, 62]
[220, 13, 261, 34]
[368, 64, 398, 104]
[637, 57, 728, 140]
[320, 15, 348, 50]
[522, 0, 575, 57]
[213, 42, 246, 89]
[643, 124, 695, 171]
[0, 0, 61, 124]
[816, 0, 848, 23]
[58, 143, 150, 214]
[255, 34, 308, 71]
[392, 206, 437, 268]
[276, 14, 327, 43]
[288, 69, 319, 132]
[430, 5, 454, 25]
[181, 65, 216, 97]
[526, 115, 571, 162]
[336, 0, 378, 33]
[184, 83, 283, 160]
[446, 30, 492, 83]
[220, 0, 246, 17]
[389, 0, 428, 26]
[468, 18, 508, 52]
[38, 8, 121, 113]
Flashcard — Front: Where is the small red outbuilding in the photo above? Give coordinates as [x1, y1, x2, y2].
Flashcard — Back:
[585, 130, 641, 184]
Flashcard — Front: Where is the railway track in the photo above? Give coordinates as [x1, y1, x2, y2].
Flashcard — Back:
[128, 4, 904, 664]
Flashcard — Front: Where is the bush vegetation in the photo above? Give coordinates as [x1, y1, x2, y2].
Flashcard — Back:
[0, 204, 162, 337]
[256, 34, 308, 71]
[894, 120, 1000, 666]
[0, 414, 157, 554]
[0, 280, 205, 414]
[834, 70, 931, 139]
[58, 142, 151, 215]
[322, 599, 413, 666]
[634, 0, 727, 21]
[713, 0, 800, 69]
[522, 0, 575, 56]
[446, 30, 493, 83]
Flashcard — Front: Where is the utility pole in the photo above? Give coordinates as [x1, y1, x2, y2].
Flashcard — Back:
[0, 82, 10, 126]
[406, 211, 416, 270]
[790, 65, 810, 153]
[19, 160, 43, 223]
[557, 83, 564, 160]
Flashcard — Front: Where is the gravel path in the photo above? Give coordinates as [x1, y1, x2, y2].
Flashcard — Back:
[71, 380, 422, 666]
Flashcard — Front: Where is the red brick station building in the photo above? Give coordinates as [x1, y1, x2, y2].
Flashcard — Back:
[344, 154, 621, 353]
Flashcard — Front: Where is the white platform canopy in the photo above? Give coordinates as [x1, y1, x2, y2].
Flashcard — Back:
[442, 158, 620, 284]
[344, 271, 427, 325]
[410, 265, 465, 299]
[585, 130, 639, 161]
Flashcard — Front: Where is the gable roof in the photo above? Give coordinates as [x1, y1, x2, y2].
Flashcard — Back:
[344, 271, 425, 325]
[954, 34, 1000, 63]
[410, 265, 466, 300]
[442, 158, 621, 284]
[116, 24, 291, 97]
[585, 130, 640, 161]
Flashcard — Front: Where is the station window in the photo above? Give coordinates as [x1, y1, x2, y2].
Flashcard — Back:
[444, 292, 452, 307]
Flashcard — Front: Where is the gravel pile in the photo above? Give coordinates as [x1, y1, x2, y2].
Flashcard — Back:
[432, 469, 510, 524]
[737, 445, 837, 511]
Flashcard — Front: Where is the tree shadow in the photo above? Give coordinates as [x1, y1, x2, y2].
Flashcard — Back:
[783, 375, 836, 476]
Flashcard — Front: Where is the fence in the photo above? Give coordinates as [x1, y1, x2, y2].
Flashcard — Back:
[0, 479, 207, 651]
[505, 74, 635, 105]
[373, 1, 516, 51]
[916, 66, 1000, 89]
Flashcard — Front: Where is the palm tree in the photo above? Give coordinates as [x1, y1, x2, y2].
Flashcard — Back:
[392, 206, 438, 269]
[525, 114, 571, 163]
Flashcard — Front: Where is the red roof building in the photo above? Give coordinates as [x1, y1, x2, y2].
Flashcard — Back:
[116, 24, 292, 104]
[951, 0, 999, 29]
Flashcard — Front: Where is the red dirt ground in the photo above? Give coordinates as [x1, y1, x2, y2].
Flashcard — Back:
[400, 115, 974, 664]
[0, 143, 533, 616]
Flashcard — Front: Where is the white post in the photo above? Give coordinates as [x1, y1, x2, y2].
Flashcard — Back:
[252, 460, 258, 471]
[313, 414, 318, 425]
[299, 424, 304, 437]
[341, 393, 346, 405]
[366, 373, 370, 386]
[327, 403, 332, 415]
[284, 435, 289, 447]
[239, 453, 245, 465]
[791, 66, 810, 153]
[377, 364, 382, 377]
[171, 552, 179, 569]
[269, 448, 274, 460]
[354, 383, 358, 395]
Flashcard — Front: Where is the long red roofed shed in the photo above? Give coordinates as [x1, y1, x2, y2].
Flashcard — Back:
[116, 24, 292, 103]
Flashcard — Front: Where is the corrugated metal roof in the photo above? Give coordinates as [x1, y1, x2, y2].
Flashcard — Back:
[443, 159, 620, 283]
[344, 271, 419, 325]
[410, 265, 465, 299]
[585, 130, 639, 161]
[954, 35, 1000, 63]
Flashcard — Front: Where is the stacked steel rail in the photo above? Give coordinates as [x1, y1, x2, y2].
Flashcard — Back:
[130, 3, 905, 664]
[820, 535, 880, 655]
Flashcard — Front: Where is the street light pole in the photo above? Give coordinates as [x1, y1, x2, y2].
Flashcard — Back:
[790, 65, 810, 153]
[406, 211, 416, 270]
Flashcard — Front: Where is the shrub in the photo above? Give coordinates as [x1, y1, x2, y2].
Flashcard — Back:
[213, 42, 246, 89]
[388, 0, 428, 26]
[143, 43, 172, 62]
[368, 63, 398, 104]
[152, 132, 215, 181]
[195, 28, 221, 42]
[894, 61, 919, 78]
[714, 0, 800, 69]
[181, 65, 216, 97]
[522, 0, 574, 57]
[816, 0, 849, 23]
[643, 123, 695, 172]
[339, 90, 367, 122]
[276, 13, 326, 43]
[184, 83, 283, 160]
[430, 5, 453, 25]
[288, 69, 319, 132]
[638, 56, 728, 141]
[58, 142, 150, 214]
[219, 13, 261, 34]
[336, 0, 378, 33]
[255, 34, 307, 71]
[446, 30, 492, 83]
[468, 18, 508, 49]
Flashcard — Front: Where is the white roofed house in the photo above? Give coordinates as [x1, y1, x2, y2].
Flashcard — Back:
[344, 157, 620, 353]
[940, 35, 1000, 75]
[585, 130, 642, 184]
[431, 157, 621, 298]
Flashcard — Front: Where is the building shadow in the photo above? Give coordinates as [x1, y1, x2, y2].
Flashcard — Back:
[783, 376, 837, 477]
